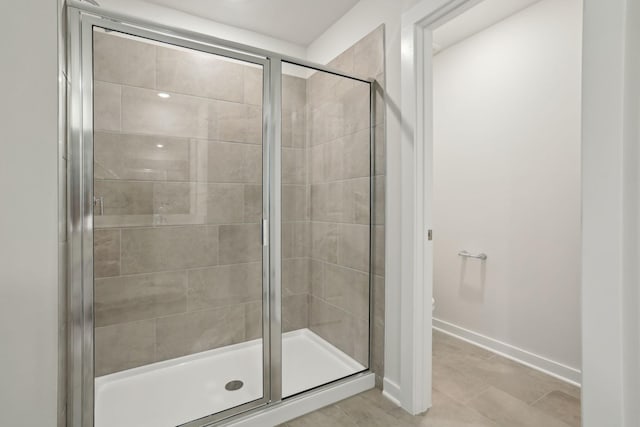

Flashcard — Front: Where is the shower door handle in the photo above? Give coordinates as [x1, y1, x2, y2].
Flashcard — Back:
[94, 196, 104, 216]
[262, 219, 269, 247]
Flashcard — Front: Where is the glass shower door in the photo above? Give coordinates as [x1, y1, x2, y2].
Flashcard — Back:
[280, 62, 372, 398]
[91, 27, 268, 427]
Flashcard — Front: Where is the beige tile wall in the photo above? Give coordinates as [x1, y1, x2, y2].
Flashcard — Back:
[93, 26, 385, 384]
[93, 30, 308, 376]
[305, 26, 386, 387]
[281, 72, 311, 332]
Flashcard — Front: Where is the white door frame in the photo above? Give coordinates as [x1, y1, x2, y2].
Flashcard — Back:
[398, 0, 485, 415]
[398, 0, 637, 424]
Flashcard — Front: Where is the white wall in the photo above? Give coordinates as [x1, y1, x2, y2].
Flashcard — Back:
[0, 0, 60, 425]
[307, 0, 422, 401]
[431, 0, 582, 375]
[97, 0, 307, 59]
[622, 1, 640, 425]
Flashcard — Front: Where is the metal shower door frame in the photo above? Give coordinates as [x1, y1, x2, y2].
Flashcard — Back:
[67, 8, 274, 426]
[66, 2, 375, 426]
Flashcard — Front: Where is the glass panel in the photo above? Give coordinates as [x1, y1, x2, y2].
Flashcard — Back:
[91, 28, 265, 427]
[280, 62, 371, 398]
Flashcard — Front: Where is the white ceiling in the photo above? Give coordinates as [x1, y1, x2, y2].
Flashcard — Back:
[142, 0, 360, 46]
[433, 0, 541, 53]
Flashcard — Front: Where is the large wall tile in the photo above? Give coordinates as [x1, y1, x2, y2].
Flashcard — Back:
[94, 180, 154, 216]
[121, 225, 218, 274]
[311, 222, 338, 264]
[94, 229, 120, 278]
[282, 222, 310, 259]
[243, 66, 263, 106]
[308, 297, 368, 366]
[121, 86, 209, 138]
[282, 185, 308, 222]
[94, 180, 197, 219]
[283, 75, 307, 112]
[282, 258, 311, 296]
[155, 305, 245, 360]
[292, 222, 311, 258]
[337, 224, 370, 273]
[328, 48, 355, 74]
[94, 31, 156, 89]
[311, 180, 369, 225]
[342, 83, 370, 137]
[309, 296, 346, 350]
[218, 223, 262, 265]
[244, 301, 263, 341]
[243, 184, 262, 222]
[309, 144, 325, 184]
[310, 183, 339, 223]
[282, 109, 306, 148]
[324, 263, 369, 320]
[95, 320, 156, 376]
[208, 101, 262, 144]
[282, 148, 306, 185]
[201, 140, 262, 183]
[94, 132, 193, 181]
[152, 182, 194, 215]
[343, 129, 371, 179]
[95, 271, 187, 327]
[283, 294, 309, 332]
[157, 46, 244, 103]
[200, 183, 245, 224]
[187, 262, 262, 311]
[353, 27, 384, 79]
[310, 260, 324, 298]
[310, 101, 345, 146]
[348, 178, 371, 225]
[94, 81, 121, 132]
[322, 139, 345, 181]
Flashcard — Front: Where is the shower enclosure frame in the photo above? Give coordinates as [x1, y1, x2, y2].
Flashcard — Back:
[66, 2, 377, 426]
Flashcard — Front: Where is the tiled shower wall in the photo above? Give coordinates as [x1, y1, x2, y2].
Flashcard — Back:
[93, 31, 308, 376]
[92, 26, 384, 384]
[306, 27, 386, 385]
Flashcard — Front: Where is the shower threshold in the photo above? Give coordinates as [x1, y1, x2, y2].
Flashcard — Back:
[95, 328, 365, 427]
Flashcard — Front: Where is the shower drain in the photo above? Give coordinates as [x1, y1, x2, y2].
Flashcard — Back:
[225, 380, 244, 391]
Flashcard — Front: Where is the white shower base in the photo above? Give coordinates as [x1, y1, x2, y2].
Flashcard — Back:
[95, 328, 365, 427]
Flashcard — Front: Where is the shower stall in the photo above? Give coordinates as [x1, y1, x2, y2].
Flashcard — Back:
[67, 3, 375, 426]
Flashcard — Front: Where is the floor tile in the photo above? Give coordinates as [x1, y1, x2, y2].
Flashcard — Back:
[467, 387, 571, 427]
[283, 333, 580, 427]
[456, 355, 557, 404]
[433, 358, 490, 403]
[389, 390, 498, 427]
[532, 390, 581, 427]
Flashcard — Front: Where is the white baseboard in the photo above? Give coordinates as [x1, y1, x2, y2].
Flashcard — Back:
[382, 377, 402, 407]
[433, 318, 581, 386]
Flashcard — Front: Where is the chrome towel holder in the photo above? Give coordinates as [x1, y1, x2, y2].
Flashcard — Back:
[458, 250, 487, 261]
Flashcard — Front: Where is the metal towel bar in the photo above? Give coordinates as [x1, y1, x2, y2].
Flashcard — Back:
[458, 250, 487, 261]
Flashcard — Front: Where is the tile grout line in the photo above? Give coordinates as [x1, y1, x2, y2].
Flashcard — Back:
[529, 389, 553, 407]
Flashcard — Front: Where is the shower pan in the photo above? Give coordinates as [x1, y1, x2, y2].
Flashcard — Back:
[67, 3, 375, 426]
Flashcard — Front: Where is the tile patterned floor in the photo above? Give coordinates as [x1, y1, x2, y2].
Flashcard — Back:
[280, 331, 581, 427]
